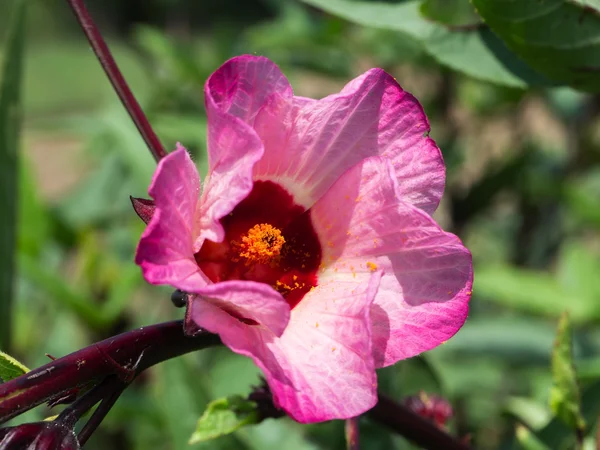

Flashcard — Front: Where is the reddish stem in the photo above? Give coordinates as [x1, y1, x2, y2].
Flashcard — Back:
[345, 417, 360, 450]
[0, 320, 220, 424]
[0, 319, 471, 450]
[65, 0, 167, 161]
[368, 394, 471, 450]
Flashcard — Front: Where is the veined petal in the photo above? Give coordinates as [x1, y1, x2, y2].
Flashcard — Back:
[254, 68, 444, 212]
[135, 145, 208, 291]
[200, 67, 267, 247]
[311, 157, 472, 368]
[188, 273, 380, 423]
[189, 280, 290, 336]
[205, 55, 293, 124]
[271, 272, 380, 422]
[199, 116, 262, 245]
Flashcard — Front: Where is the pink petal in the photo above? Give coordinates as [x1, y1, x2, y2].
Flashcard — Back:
[188, 280, 290, 336]
[188, 273, 381, 423]
[200, 65, 268, 246]
[311, 157, 472, 368]
[254, 68, 444, 212]
[271, 272, 381, 422]
[205, 55, 292, 124]
[135, 145, 208, 291]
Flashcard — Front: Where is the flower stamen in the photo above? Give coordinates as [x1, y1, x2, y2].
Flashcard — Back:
[233, 223, 285, 266]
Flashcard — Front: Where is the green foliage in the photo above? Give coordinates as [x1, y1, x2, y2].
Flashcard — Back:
[0, 349, 28, 382]
[300, 0, 549, 88]
[0, 0, 26, 351]
[189, 396, 260, 444]
[549, 313, 585, 435]
[420, 0, 480, 27]
[8, 0, 600, 448]
[472, 0, 600, 92]
[476, 242, 600, 323]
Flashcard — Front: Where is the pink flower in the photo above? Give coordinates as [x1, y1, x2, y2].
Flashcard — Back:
[134, 55, 473, 423]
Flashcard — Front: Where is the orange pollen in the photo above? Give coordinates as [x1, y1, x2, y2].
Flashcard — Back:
[233, 223, 285, 266]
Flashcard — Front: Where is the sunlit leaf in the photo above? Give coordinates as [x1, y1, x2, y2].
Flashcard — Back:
[0, 349, 29, 382]
[439, 316, 559, 364]
[472, 0, 600, 92]
[300, 0, 549, 88]
[556, 242, 600, 302]
[189, 395, 260, 444]
[536, 379, 600, 449]
[505, 397, 552, 429]
[475, 265, 600, 322]
[516, 424, 552, 450]
[420, 0, 481, 27]
[549, 313, 585, 434]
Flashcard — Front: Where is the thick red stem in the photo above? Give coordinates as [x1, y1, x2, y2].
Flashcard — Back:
[0, 320, 220, 424]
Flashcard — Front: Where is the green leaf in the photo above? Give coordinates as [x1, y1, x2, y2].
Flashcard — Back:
[563, 169, 600, 228]
[18, 253, 108, 330]
[0, 0, 26, 351]
[471, 0, 600, 92]
[536, 379, 600, 449]
[17, 156, 50, 257]
[475, 264, 600, 322]
[505, 397, 552, 429]
[440, 316, 558, 364]
[549, 313, 585, 434]
[300, 0, 549, 88]
[516, 425, 552, 450]
[0, 349, 29, 382]
[420, 0, 481, 27]
[189, 396, 260, 444]
[556, 242, 600, 302]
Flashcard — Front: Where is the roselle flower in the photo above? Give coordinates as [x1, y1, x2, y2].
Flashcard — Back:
[0, 422, 80, 449]
[134, 55, 473, 423]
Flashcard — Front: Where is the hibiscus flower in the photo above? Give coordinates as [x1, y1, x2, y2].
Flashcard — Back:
[133, 55, 473, 423]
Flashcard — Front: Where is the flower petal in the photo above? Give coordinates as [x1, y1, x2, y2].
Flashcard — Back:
[311, 157, 472, 368]
[205, 55, 293, 124]
[271, 272, 380, 422]
[135, 145, 208, 291]
[188, 273, 380, 423]
[189, 280, 290, 336]
[200, 62, 269, 246]
[254, 68, 444, 212]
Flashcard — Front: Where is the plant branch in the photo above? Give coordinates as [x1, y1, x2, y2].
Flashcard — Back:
[368, 394, 471, 450]
[0, 320, 470, 449]
[345, 417, 360, 450]
[57, 375, 125, 430]
[65, 0, 167, 162]
[77, 378, 127, 446]
[0, 320, 221, 424]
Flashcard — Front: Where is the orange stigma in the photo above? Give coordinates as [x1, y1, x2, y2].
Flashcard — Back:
[234, 223, 285, 266]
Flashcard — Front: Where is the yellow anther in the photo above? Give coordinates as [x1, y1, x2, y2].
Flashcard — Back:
[366, 262, 378, 272]
[234, 223, 285, 266]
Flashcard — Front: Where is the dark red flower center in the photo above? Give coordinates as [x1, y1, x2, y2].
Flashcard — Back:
[195, 181, 321, 309]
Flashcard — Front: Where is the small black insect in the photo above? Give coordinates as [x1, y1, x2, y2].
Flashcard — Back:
[170, 289, 188, 308]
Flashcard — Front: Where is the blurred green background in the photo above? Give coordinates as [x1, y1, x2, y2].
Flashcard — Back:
[2, 0, 600, 449]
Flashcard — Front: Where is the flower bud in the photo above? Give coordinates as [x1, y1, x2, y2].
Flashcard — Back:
[0, 422, 80, 450]
[404, 391, 454, 429]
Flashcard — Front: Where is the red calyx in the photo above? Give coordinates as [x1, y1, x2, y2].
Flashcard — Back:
[130, 196, 156, 224]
